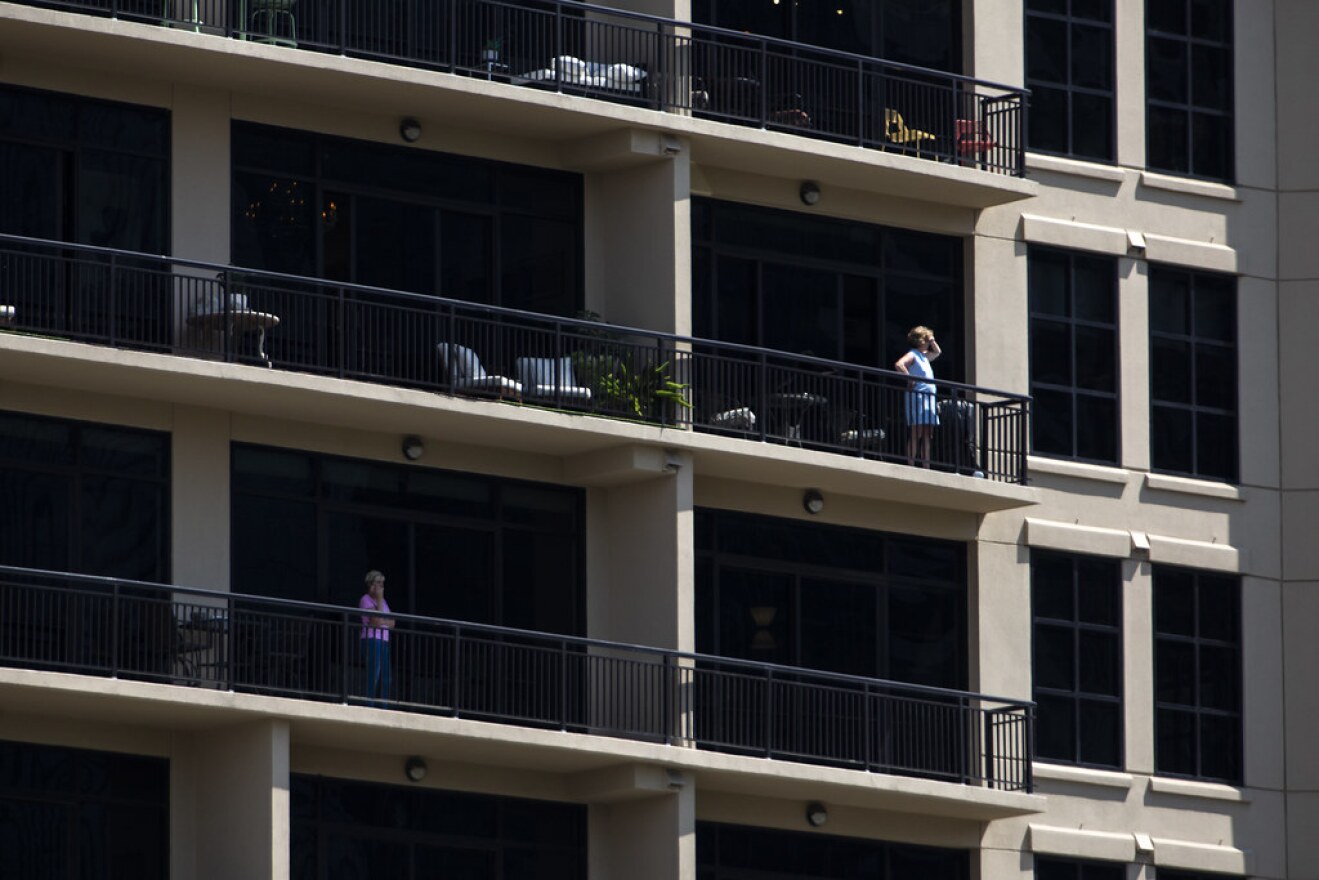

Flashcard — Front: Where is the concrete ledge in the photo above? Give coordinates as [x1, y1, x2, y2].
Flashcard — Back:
[1033, 762, 1135, 791]
[1028, 824, 1135, 862]
[1024, 518, 1131, 559]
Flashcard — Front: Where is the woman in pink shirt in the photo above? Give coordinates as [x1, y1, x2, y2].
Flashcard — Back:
[359, 570, 394, 707]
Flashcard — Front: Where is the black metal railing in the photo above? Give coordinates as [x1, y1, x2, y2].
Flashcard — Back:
[0, 566, 1034, 792]
[20, 0, 1027, 175]
[0, 233, 1031, 482]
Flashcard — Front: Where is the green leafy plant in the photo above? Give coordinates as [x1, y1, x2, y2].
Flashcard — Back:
[593, 358, 691, 420]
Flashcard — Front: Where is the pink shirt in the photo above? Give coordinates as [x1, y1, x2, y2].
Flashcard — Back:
[359, 594, 391, 641]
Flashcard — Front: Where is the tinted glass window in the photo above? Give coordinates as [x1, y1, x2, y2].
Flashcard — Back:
[231, 445, 584, 636]
[1149, 265, 1237, 482]
[1026, 0, 1115, 161]
[695, 508, 965, 687]
[1029, 246, 1118, 464]
[0, 411, 168, 581]
[693, 199, 963, 381]
[1032, 551, 1122, 768]
[0, 85, 168, 248]
[697, 822, 968, 880]
[1146, 0, 1234, 180]
[232, 123, 582, 317]
[0, 740, 167, 880]
[1153, 565, 1241, 783]
[293, 775, 586, 880]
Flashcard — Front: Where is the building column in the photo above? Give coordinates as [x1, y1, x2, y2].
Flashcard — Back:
[588, 781, 695, 880]
[171, 406, 231, 591]
[172, 719, 291, 880]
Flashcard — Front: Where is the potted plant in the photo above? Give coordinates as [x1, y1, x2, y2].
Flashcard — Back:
[481, 38, 502, 64]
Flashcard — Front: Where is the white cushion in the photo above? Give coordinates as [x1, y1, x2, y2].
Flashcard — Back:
[438, 343, 486, 380]
[710, 407, 756, 430]
[553, 56, 589, 79]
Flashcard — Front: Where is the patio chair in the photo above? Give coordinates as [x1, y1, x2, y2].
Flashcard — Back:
[437, 343, 523, 400]
[515, 356, 593, 403]
[884, 109, 936, 155]
[837, 412, 887, 451]
[955, 119, 996, 165]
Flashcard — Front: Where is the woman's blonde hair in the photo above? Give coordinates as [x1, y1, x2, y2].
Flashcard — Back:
[907, 326, 933, 347]
[364, 570, 385, 586]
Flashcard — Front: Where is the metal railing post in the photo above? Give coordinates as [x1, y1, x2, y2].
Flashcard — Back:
[340, 609, 350, 704]
[451, 623, 462, 717]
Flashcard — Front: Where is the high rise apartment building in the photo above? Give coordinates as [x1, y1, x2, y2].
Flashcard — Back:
[0, 0, 1310, 877]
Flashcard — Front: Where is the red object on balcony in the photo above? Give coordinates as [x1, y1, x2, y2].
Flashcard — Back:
[955, 119, 995, 164]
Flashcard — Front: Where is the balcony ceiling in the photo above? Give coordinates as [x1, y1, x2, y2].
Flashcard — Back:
[0, 668, 1046, 822]
[0, 6, 1036, 210]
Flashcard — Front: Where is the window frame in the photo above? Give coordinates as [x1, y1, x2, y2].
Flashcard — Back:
[1024, 0, 1116, 162]
[1144, 0, 1235, 182]
[1152, 565, 1242, 784]
[1027, 245, 1120, 465]
[1030, 550, 1124, 769]
[1148, 264, 1238, 483]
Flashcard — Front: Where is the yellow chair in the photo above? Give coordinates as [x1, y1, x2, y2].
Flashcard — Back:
[884, 109, 937, 155]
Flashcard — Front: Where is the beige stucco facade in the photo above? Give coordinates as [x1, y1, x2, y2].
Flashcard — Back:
[0, 0, 1313, 876]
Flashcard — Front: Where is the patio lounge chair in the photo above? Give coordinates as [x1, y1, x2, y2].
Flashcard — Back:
[438, 343, 523, 399]
[516, 356, 593, 403]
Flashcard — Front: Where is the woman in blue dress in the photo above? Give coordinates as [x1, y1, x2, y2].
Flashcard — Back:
[894, 326, 941, 468]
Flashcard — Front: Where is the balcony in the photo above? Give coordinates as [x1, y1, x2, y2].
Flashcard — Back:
[13, 0, 1027, 176]
[0, 566, 1034, 792]
[0, 234, 1031, 483]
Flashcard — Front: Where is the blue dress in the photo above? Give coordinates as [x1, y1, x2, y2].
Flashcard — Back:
[904, 350, 939, 426]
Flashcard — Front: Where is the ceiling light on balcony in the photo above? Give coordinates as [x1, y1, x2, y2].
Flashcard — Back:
[799, 180, 821, 206]
[404, 756, 428, 783]
[805, 801, 828, 827]
[399, 117, 422, 143]
[401, 435, 425, 461]
[802, 488, 824, 514]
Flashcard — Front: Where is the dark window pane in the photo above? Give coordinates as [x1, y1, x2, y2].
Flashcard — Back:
[1151, 338, 1192, 403]
[1076, 558, 1119, 625]
[1156, 707, 1197, 775]
[1148, 36, 1189, 102]
[1072, 0, 1111, 22]
[1074, 325, 1116, 392]
[1150, 272, 1191, 333]
[1078, 699, 1121, 766]
[1148, 105, 1189, 173]
[1035, 624, 1076, 690]
[1071, 23, 1112, 89]
[1035, 693, 1077, 761]
[1155, 568, 1196, 635]
[1073, 257, 1115, 323]
[1195, 345, 1235, 409]
[1190, 0, 1230, 42]
[1149, 0, 1187, 34]
[1071, 92, 1114, 160]
[1193, 275, 1236, 340]
[1157, 640, 1196, 705]
[1198, 575, 1239, 641]
[1033, 554, 1077, 620]
[1151, 406, 1193, 474]
[1192, 112, 1232, 180]
[1029, 250, 1070, 316]
[1027, 18, 1068, 82]
[1075, 395, 1117, 462]
[1199, 713, 1240, 780]
[1199, 645, 1238, 710]
[1032, 388, 1076, 457]
[1191, 45, 1231, 110]
[1031, 320, 1073, 386]
[1029, 86, 1070, 154]
[1195, 411, 1237, 482]
[1078, 631, 1119, 695]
